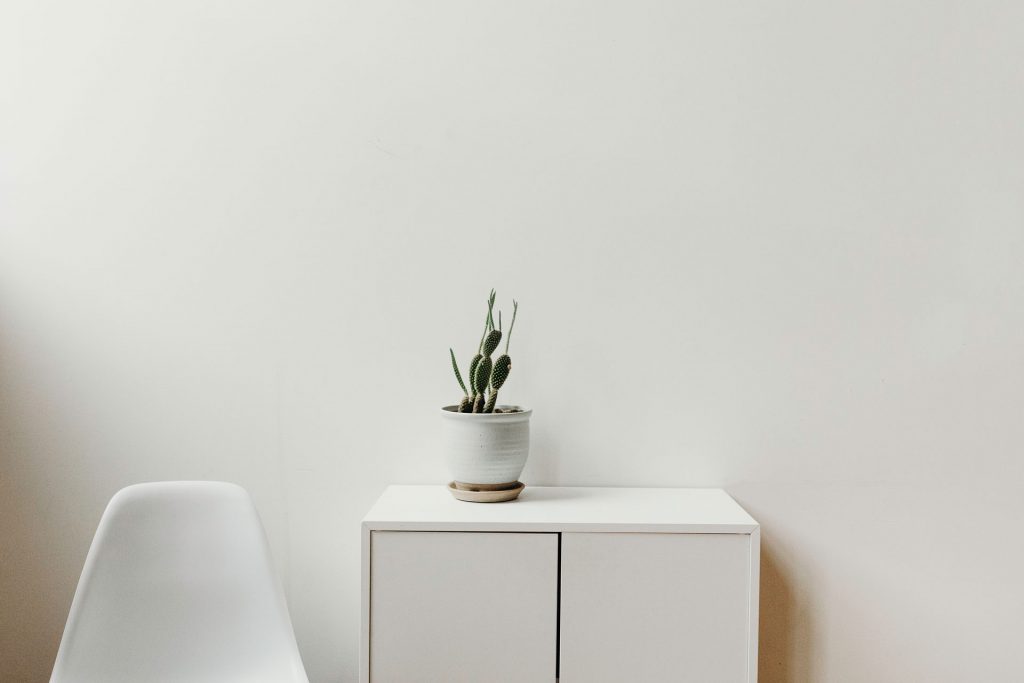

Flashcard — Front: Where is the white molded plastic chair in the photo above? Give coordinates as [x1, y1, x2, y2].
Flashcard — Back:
[51, 481, 309, 683]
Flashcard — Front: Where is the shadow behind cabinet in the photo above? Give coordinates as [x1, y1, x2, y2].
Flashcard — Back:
[361, 486, 759, 683]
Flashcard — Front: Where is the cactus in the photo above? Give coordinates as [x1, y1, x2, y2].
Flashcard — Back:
[464, 354, 482, 412]
[483, 355, 510, 413]
[449, 291, 520, 414]
[482, 329, 502, 357]
[450, 348, 467, 395]
[450, 348, 474, 413]
[474, 356, 493, 392]
[473, 356, 493, 412]
[457, 292, 496, 412]
[484, 300, 516, 412]
[490, 355, 511, 390]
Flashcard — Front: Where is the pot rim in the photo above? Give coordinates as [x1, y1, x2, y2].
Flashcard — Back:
[440, 405, 532, 420]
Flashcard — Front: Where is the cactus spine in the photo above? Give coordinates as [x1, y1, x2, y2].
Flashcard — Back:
[450, 291, 519, 414]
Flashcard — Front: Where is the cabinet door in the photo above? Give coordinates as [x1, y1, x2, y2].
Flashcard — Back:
[370, 531, 558, 682]
[560, 533, 753, 682]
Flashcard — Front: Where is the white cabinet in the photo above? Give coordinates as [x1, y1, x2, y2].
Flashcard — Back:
[361, 486, 759, 683]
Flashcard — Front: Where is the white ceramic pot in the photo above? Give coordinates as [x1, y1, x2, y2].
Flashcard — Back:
[441, 405, 532, 486]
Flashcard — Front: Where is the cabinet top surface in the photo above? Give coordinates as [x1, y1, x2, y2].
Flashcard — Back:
[363, 486, 758, 533]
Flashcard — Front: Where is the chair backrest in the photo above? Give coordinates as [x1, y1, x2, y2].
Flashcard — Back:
[51, 481, 309, 683]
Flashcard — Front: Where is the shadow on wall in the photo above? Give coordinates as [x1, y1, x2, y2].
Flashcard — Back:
[759, 540, 813, 683]
[0, 323, 112, 681]
[0, 430, 80, 682]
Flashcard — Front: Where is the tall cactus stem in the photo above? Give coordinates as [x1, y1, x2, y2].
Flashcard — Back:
[450, 349, 467, 396]
[484, 391, 498, 414]
[504, 300, 518, 354]
[477, 291, 495, 352]
[473, 394, 485, 413]
[485, 290, 496, 331]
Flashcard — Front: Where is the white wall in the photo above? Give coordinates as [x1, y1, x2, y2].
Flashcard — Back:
[2, 1, 1022, 681]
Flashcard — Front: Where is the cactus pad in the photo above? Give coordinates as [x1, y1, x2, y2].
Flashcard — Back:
[490, 355, 511, 390]
[474, 356, 493, 394]
[482, 329, 502, 357]
[468, 354, 482, 395]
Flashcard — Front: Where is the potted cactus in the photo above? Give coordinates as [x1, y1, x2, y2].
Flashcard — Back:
[443, 290, 531, 502]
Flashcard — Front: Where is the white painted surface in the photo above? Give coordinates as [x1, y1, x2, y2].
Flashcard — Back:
[51, 482, 307, 683]
[368, 531, 557, 683]
[560, 532, 752, 682]
[364, 486, 757, 533]
[362, 487, 758, 681]
[3, 1, 1024, 681]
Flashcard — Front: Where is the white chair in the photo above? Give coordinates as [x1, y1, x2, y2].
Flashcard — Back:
[51, 481, 309, 683]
